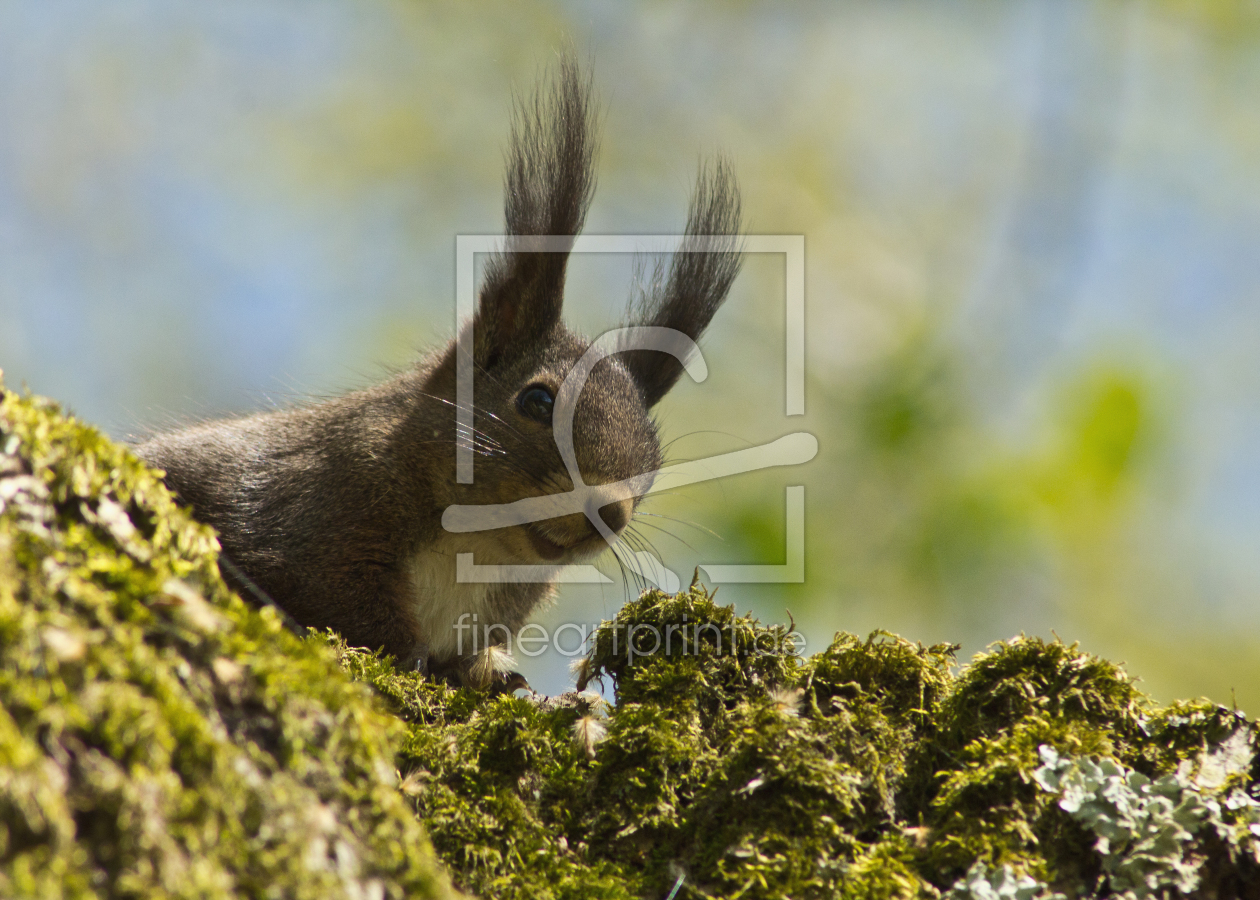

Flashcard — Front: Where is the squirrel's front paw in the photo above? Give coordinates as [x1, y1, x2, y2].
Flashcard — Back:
[467, 644, 529, 694]
[490, 671, 532, 697]
[395, 642, 430, 676]
[420, 645, 530, 693]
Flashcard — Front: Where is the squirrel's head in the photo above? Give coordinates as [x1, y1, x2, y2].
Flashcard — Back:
[422, 56, 742, 569]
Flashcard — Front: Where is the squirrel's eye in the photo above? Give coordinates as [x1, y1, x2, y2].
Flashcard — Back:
[518, 385, 554, 425]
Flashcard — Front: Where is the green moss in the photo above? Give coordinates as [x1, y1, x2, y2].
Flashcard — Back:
[0, 378, 455, 900]
[345, 592, 1260, 899]
[8, 376, 1260, 900]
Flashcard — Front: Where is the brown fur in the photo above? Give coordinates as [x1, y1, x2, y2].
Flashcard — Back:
[136, 55, 742, 680]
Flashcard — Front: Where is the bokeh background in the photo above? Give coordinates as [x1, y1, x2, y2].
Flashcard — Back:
[3, 1, 1259, 708]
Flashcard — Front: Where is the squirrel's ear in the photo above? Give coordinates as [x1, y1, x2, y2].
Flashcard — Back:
[475, 54, 597, 369]
[623, 157, 743, 407]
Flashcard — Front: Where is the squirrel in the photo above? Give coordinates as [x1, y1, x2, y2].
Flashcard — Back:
[135, 55, 742, 686]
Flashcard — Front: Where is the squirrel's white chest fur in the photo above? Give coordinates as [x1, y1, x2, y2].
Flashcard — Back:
[404, 533, 563, 662]
[404, 539, 496, 661]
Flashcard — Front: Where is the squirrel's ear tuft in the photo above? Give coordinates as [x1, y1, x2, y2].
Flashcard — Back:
[475, 53, 598, 369]
[623, 157, 743, 407]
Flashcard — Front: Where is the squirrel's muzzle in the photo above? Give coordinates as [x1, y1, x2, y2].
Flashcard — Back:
[596, 498, 633, 534]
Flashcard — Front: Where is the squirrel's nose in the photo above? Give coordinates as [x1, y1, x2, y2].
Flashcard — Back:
[596, 498, 634, 535]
